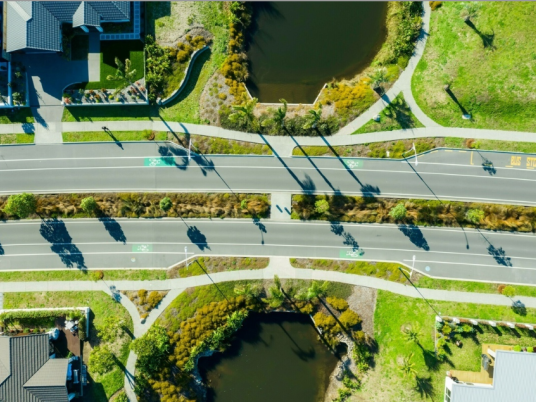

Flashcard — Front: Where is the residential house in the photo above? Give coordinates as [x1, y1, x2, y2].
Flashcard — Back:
[0, 334, 75, 402]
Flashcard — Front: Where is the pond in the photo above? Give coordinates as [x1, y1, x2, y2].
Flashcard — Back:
[245, 2, 388, 104]
[198, 312, 344, 402]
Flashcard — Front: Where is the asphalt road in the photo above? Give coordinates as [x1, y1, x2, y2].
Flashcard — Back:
[1, 218, 536, 284]
[1, 143, 536, 204]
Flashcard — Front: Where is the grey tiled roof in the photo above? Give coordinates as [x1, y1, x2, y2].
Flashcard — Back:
[0, 334, 69, 402]
[450, 350, 536, 401]
[6, 1, 131, 52]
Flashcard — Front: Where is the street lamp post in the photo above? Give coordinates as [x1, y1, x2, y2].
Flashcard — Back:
[188, 139, 192, 161]
[412, 142, 418, 166]
[398, 267, 442, 320]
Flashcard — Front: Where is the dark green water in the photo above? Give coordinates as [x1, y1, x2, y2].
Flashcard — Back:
[198, 313, 343, 402]
[245, 2, 388, 103]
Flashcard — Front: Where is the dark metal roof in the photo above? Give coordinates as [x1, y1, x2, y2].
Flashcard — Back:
[6, 1, 131, 52]
[0, 334, 69, 402]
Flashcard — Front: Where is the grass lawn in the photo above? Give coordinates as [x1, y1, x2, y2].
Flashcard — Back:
[63, 131, 167, 142]
[77, 40, 145, 90]
[0, 134, 34, 144]
[366, 290, 536, 402]
[4, 291, 133, 402]
[353, 93, 424, 134]
[413, 2, 536, 132]
[0, 108, 34, 124]
[0, 269, 168, 282]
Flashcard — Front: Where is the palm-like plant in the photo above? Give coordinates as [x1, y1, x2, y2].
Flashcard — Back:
[234, 283, 260, 299]
[306, 280, 329, 301]
[106, 57, 137, 96]
[228, 97, 259, 131]
[262, 98, 288, 132]
[461, 2, 481, 22]
[399, 352, 418, 377]
[302, 104, 323, 130]
[368, 67, 388, 94]
[403, 324, 421, 345]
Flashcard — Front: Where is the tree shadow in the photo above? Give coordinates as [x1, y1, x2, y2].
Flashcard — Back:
[98, 217, 127, 244]
[39, 218, 86, 269]
[0, 242, 4, 255]
[415, 375, 435, 399]
[398, 224, 430, 251]
[486, 244, 512, 267]
[361, 184, 381, 198]
[187, 226, 210, 251]
[465, 20, 496, 50]
[445, 88, 470, 116]
[512, 300, 527, 316]
[330, 222, 361, 252]
[475, 151, 496, 175]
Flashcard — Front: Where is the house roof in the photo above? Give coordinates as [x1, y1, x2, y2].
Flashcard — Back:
[450, 350, 536, 401]
[6, 1, 131, 52]
[0, 334, 69, 402]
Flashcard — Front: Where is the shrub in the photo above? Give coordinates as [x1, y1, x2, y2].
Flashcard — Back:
[498, 284, 506, 294]
[389, 203, 407, 220]
[339, 309, 362, 328]
[97, 316, 124, 342]
[314, 199, 330, 214]
[502, 285, 516, 298]
[138, 289, 147, 304]
[89, 270, 104, 281]
[466, 208, 484, 224]
[3, 193, 37, 218]
[436, 337, 447, 349]
[441, 324, 452, 336]
[147, 291, 165, 309]
[326, 297, 349, 311]
[313, 312, 341, 335]
[159, 197, 172, 211]
[89, 345, 115, 375]
[513, 345, 522, 352]
[130, 325, 170, 375]
[80, 196, 98, 215]
[462, 324, 474, 333]
[528, 347, 534, 353]
[430, 1, 442, 11]
[115, 391, 128, 402]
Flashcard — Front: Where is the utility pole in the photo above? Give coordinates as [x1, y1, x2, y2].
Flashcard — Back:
[188, 139, 192, 161]
[412, 142, 418, 166]
[398, 267, 442, 320]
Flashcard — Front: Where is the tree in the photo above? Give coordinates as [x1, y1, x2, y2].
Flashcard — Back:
[97, 316, 124, 342]
[88, 345, 115, 375]
[228, 97, 259, 131]
[147, 291, 164, 309]
[3, 193, 36, 218]
[502, 285, 516, 298]
[314, 199, 330, 214]
[461, 2, 481, 22]
[302, 104, 323, 130]
[106, 57, 137, 96]
[159, 197, 172, 212]
[261, 98, 288, 132]
[367, 67, 389, 94]
[403, 324, 421, 344]
[465, 208, 484, 224]
[306, 280, 329, 301]
[389, 203, 407, 221]
[399, 352, 417, 377]
[339, 309, 361, 328]
[80, 196, 98, 215]
[130, 325, 170, 375]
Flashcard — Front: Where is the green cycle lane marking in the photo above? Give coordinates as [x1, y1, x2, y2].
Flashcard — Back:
[144, 157, 175, 167]
[339, 249, 364, 259]
[342, 159, 364, 169]
[132, 244, 153, 253]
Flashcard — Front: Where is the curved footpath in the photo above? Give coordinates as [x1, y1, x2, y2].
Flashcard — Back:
[2, 257, 535, 400]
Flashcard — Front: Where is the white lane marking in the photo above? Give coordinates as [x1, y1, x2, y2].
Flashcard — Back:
[402, 259, 536, 271]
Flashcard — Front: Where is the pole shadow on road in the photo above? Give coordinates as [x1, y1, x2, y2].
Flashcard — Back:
[252, 216, 267, 245]
[39, 218, 86, 269]
[98, 217, 127, 244]
[398, 224, 430, 251]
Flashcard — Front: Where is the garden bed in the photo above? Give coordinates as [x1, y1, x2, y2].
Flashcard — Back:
[123, 289, 168, 320]
[63, 78, 147, 105]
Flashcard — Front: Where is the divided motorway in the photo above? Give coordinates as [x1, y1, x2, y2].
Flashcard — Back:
[1, 143, 536, 284]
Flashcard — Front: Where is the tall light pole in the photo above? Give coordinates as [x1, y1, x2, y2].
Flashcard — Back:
[184, 246, 189, 270]
[412, 142, 418, 166]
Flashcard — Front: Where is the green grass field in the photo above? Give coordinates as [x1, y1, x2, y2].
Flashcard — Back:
[63, 131, 167, 142]
[368, 290, 536, 402]
[0, 134, 34, 144]
[0, 108, 34, 124]
[413, 2, 536, 132]
[353, 93, 424, 134]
